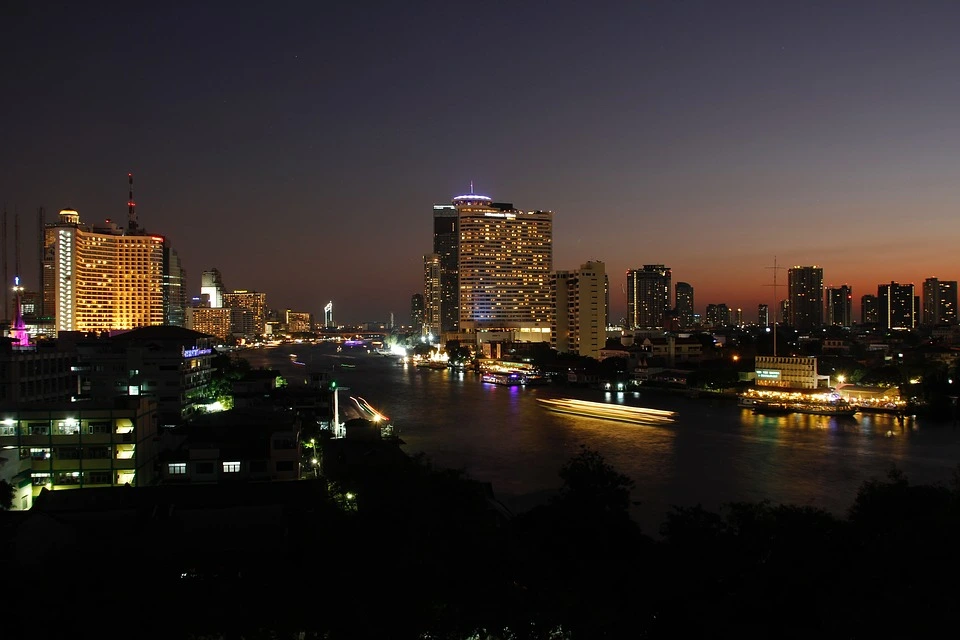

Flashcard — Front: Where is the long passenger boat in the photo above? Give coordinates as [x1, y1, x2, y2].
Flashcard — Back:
[752, 401, 857, 417]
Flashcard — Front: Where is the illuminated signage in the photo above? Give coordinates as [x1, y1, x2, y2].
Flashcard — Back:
[757, 369, 781, 380]
[183, 347, 212, 358]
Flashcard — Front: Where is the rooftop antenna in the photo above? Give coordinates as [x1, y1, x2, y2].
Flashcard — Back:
[764, 256, 786, 356]
[127, 172, 137, 232]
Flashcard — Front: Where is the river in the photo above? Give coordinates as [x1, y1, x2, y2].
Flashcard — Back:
[242, 343, 960, 532]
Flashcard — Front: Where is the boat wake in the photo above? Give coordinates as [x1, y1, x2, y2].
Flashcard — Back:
[539, 398, 676, 425]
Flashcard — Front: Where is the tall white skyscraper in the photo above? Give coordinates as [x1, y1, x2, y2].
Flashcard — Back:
[552, 261, 607, 359]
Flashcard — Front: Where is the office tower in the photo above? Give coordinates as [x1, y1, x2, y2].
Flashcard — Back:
[787, 266, 823, 330]
[826, 285, 853, 327]
[423, 253, 441, 337]
[861, 295, 878, 324]
[456, 194, 553, 334]
[705, 303, 730, 328]
[675, 282, 694, 329]
[323, 301, 334, 328]
[878, 282, 915, 330]
[432, 202, 459, 333]
[163, 246, 187, 327]
[922, 277, 958, 325]
[552, 261, 607, 360]
[758, 304, 769, 327]
[410, 294, 424, 334]
[43, 209, 165, 334]
[779, 300, 789, 324]
[200, 269, 225, 308]
[223, 290, 267, 336]
[735, 308, 743, 327]
[626, 265, 672, 329]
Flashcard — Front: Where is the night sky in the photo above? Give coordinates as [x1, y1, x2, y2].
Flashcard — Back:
[3, 1, 959, 324]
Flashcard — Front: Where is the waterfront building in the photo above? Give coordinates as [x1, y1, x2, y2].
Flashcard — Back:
[758, 304, 769, 327]
[423, 253, 441, 337]
[922, 277, 958, 326]
[456, 194, 553, 339]
[826, 285, 853, 327]
[675, 282, 695, 329]
[42, 209, 166, 334]
[72, 325, 216, 426]
[878, 282, 915, 330]
[432, 202, 459, 334]
[861, 294, 878, 324]
[0, 397, 158, 510]
[552, 261, 607, 360]
[410, 293, 424, 335]
[200, 269, 225, 308]
[186, 307, 232, 341]
[787, 266, 824, 330]
[754, 355, 825, 390]
[223, 290, 267, 336]
[285, 310, 312, 334]
[626, 265, 671, 329]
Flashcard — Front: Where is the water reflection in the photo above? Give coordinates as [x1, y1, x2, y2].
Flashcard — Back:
[242, 344, 960, 531]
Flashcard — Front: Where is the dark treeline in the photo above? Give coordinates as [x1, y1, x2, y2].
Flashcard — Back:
[23, 447, 960, 639]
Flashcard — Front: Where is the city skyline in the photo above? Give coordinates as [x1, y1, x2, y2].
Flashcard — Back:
[4, 3, 960, 323]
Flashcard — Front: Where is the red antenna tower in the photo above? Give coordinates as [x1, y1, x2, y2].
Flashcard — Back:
[127, 172, 137, 232]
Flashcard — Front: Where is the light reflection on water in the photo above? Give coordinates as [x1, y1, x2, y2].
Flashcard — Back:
[243, 345, 960, 532]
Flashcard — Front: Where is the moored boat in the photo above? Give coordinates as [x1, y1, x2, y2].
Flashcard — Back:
[752, 401, 857, 417]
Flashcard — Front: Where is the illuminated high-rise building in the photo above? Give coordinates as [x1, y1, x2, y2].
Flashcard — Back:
[223, 290, 267, 335]
[826, 285, 853, 327]
[323, 301, 334, 329]
[878, 282, 915, 330]
[200, 269, 225, 309]
[675, 282, 694, 329]
[705, 303, 730, 328]
[163, 246, 187, 327]
[626, 265, 671, 329]
[922, 277, 958, 326]
[787, 266, 823, 330]
[758, 304, 769, 327]
[861, 294, 878, 324]
[432, 202, 459, 334]
[410, 294, 424, 334]
[552, 261, 606, 359]
[43, 209, 165, 334]
[423, 253, 441, 337]
[456, 194, 553, 335]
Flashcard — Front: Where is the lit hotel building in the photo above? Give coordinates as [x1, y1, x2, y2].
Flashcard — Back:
[223, 290, 267, 335]
[43, 209, 167, 334]
[455, 194, 553, 339]
[787, 266, 823, 330]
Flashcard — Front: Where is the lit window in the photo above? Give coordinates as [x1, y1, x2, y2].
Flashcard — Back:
[168, 463, 187, 475]
[222, 461, 241, 473]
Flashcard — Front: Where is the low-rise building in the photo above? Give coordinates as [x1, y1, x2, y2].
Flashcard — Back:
[0, 397, 158, 510]
[0, 338, 77, 403]
[158, 408, 300, 483]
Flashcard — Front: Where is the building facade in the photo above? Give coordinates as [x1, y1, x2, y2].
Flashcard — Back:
[223, 290, 267, 336]
[200, 269, 225, 309]
[285, 310, 312, 334]
[626, 265, 672, 329]
[758, 304, 769, 327]
[754, 355, 821, 390]
[42, 209, 166, 334]
[163, 246, 187, 327]
[432, 203, 459, 334]
[861, 294, 878, 324]
[675, 282, 694, 329]
[423, 253, 441, 337]
[826, 285, 853, 327]
[922, 277, 958, 326]
[787, 266, 824, 330]
[186, 307, 232, 341]
[456, 195, 553, 336]
[705, 303, 730, 328]
[551, 261, 607, 360]
[410, 293, 424, 335]
[0, 397, 158, 510]
[878, 282, 915, 330]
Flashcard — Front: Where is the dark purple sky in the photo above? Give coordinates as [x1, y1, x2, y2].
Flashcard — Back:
[3, 1, 960, 324]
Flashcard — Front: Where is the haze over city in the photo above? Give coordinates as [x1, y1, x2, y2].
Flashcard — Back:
[3, 1, 959, 322]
